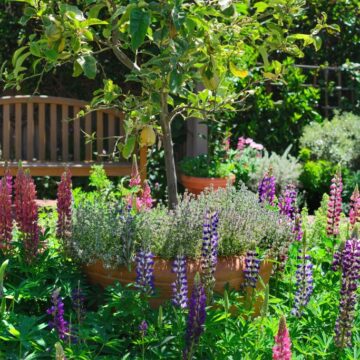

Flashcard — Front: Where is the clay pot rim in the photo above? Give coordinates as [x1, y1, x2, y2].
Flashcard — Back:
[180, 173, 236, 181]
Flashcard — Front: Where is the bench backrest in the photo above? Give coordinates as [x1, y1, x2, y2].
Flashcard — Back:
[0, 95, 147, 179]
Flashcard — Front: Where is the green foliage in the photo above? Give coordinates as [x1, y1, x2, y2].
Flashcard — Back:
[179, 154, 235, 178]
[248, 146, 302, 193]
[300, 111, 360, 169]
[232, 57, 322, 154]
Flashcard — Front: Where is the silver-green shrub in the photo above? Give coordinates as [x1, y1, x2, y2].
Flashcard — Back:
[300, 111, 360, 169]
[72, 186, 293, 267]
[247, 145, 301, 193]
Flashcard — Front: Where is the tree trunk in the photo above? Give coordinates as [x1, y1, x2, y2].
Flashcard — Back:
[160, 91, 178, 209]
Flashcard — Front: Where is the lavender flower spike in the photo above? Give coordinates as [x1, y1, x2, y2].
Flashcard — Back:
[334, 226, 360, 348]
[183, 273, 206, 360]
[244, 250, 261, 288]
[171, 254, 188, 308]
[278, 184, 297, 220]
[291, 233, 314, 317]
[135, 249, 155, 295]
[258, 169, 276, 206]
[200, 211, 219, 302]
[47, 288, 68, 340]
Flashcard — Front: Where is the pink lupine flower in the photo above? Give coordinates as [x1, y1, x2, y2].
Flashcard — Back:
[237, 137, 246, 151]
[140, 181, 153, 210]
[326, 171, 343, 237]
[349, 186, 360, 229]
[57, 169, 72, 240]
[272, 316, 292, 360]
[14, 168, 39, 261]
[0, 174, 13, 249]
[130, 156, 141, 187]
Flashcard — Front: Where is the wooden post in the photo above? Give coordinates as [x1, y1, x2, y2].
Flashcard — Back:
[139, 146, 148, 183]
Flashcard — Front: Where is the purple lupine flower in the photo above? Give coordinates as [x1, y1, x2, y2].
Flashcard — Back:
[258, 170, 276, 206]
[183, 274, 206, 360]
[326, 171, 343, 237]
[171, 255, 188, 308]
[47, 289, 68, 340]
[244, 250, 261, 288]
[278, 185, 297, 220]
[139, 320, 148, 336]
[292, 212, 303, 242]
[71, 282, 85, 323]
[334, 230, 360, 348]
[200, 211, 219, 301]
[135, 250, 155, 295]
[291, 238, 314, 317]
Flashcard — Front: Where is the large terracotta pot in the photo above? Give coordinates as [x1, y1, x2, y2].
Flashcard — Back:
[85, 256, 272, 314]
[179, 173, 236, 195]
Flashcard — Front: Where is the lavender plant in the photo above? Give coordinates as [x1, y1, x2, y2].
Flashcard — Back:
[171, 255, 188, 309]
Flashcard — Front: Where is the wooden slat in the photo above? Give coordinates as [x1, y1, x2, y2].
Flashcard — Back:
[15, 103, 22, 160]
[2, 105, 10, 160]
[50, 103, 57, 161]
[108, 113, 115, 155]
[85, 113, 92, 161]
[62, 105, 69, 161]
[38, 103, 46, 160]
[73, 106, 81, 161]
[27, 103, 34, 161]
[96, 112, 104, 160]
[0, 161, 132, 177]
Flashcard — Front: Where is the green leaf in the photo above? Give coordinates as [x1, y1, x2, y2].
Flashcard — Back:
[12, 46, 28, 67]
[73, 60, 83, 77]
[82, 18, 108, 27]
[78, 55, 97, 79]
[122, 135, 136, 159]
[88, 4, 106, 19]
[254, 2, 269, 13]
[129, 8, 150, 50]
[59, 4, 85, 21]
[229, 62, 248, 78]
[169, 70, 182, 93]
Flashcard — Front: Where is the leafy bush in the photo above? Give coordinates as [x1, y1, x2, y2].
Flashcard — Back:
[72, 185, 292, 267]
[300, 111, 360, 169]
[247, 146, 302, 193]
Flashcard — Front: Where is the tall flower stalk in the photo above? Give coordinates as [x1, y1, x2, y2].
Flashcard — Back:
[291, 232, 314, 317]
[349, 185, 360, 229]
[183, 273, 206, 360]
[14, 168, 39, 261]
[333, 227, 360, 348]
[258, 169, 276, 206]
[135, 249, 155, 295]
[272, 316, 292, 360]
[57, 168, 72, 241]
[47, 288, 68, 340]
[278, 184, 297, 220]
[326, 171, 343, 237]
[171, 254, 188, 308]
[200, 211, 219, 303]
[244, 250, 261, 289]
[0, 172, 13, 250]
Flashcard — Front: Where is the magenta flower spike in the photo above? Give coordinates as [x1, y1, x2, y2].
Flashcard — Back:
[57, 169, 72, 240]
[326, 171, 343, 237]
[349, 185, 360, 229]
[272, 316, 292, 360]
[0, 174, 13, 250]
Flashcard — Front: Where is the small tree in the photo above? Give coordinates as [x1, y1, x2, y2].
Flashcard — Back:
[3, 0, 329, 208]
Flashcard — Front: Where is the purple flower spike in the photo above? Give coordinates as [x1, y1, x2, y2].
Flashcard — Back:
[139, 320, 148, 336]
[171, 255, 188, 308]
[244, 250, 261, 288]
[71, 282, 85, 323]
[278, 184, 297, 221]
[334, 230, 360, 348]
[183, 274, 206, 360]
[201, 211, 219, 301]
[292, 213, 303, 242]
[291, 247, 314, 317]
[258, 170, 276, 206]
[135, 250, 155, 295]
[47, 289, 68, 340]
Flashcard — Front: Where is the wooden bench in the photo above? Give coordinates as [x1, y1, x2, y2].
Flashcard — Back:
[0, 95, 147, 179]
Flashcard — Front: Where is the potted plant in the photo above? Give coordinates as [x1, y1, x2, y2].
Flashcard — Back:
[70, 170, 293, 312]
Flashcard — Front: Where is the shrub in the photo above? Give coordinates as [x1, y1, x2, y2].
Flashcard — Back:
[300, 111, 360, 169]
[247, 146, 302, 193]
[72, 186, 292, 267]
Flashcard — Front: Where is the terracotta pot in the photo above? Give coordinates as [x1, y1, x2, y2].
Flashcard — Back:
[84, 256, 272, 314]
[179, 173, 236, 195]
